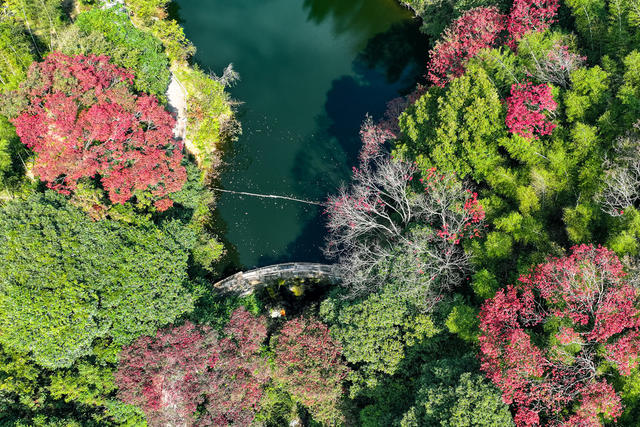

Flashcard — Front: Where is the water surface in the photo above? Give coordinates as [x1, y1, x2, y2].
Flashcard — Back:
[175, 0, 426, 269]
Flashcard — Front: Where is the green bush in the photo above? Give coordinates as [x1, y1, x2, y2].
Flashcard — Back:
[174, 66, 236, 171]
[0, 20, 35, 92]
[60, 9, 170, 97]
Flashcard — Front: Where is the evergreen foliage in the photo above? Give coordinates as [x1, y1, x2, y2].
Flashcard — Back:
[0, 18, 35, 91]
[0, 192, 195, 368]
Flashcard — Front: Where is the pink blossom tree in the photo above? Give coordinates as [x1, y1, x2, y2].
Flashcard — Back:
[478, 244, 640, 426]
[507, 0, 560, 49]
[427, 7, 506, 87]
[201, 308, 269, 426]
[325, 156, 484, 309]
[505, 82, 557, 139]
[115, 321, 217, 426]
[116, 308, 268, 426]
[358, 114, 396, 165]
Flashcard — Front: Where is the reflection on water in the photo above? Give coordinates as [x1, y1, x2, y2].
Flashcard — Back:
[175, 0, 425, 270]
[303, 0, 412, 44]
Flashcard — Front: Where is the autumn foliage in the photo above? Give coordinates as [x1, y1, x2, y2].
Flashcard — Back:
[116, 308, 268, 426]
[427, 7, 506, 87]
[203, 307, 269, 426]
[507, 0, 559, 49]
[272, 317, 350, 424]
[8, 52, 186, 210]
[115, 321, 215, 426]
[505, 82, 557, 139]
[427, 0, 560, 87]
[478, 245, 640, 426]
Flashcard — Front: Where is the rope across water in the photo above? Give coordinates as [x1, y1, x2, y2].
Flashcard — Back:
[210, 187, 324, 206]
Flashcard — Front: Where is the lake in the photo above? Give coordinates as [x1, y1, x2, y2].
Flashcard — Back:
[175, 0, 426, 269]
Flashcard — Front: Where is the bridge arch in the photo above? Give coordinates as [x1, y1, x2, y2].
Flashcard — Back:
[213, 263, 342, 296]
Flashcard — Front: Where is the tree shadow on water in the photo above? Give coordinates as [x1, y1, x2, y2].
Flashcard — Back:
[357, 20, 430, 85]
[258, 21, 427, 267]
[302, 0, 412, 42]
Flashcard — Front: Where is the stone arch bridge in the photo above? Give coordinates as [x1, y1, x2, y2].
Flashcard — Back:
[213, 263, 341, 296]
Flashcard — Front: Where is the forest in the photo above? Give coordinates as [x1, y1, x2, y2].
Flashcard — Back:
[1, 0, 640, 426]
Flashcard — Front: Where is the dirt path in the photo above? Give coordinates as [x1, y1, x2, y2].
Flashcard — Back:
[166, 73, 197, 156]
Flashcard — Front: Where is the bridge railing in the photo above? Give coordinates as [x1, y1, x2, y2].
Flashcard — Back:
[213, 262, 341, 296]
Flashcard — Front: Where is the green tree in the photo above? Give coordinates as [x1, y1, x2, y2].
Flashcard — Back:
[354, 332, 512, 426]
[564, 0, 640, 60]
[0, 341, 145, 425]
[4, 0, 66, 53]
[399, 358, 513, 426]
[0, 192, 195, 368]
[320, 286, 440, 385]
[0, 19, 35, 91]
[57, 9, 170, 97]
[0, 116, 32, 199]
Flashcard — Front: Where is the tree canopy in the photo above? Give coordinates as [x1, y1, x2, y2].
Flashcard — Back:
[3, 52, 186, 211]
[0, 192, 195, 368]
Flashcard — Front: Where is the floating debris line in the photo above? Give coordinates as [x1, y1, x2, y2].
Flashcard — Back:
[211, 187, 324, 206]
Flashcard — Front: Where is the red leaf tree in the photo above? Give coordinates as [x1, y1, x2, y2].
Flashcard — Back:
[427, 7, 506, 87]
[8, 52, 186, 211]
[115, 308, 268, 426]
[201, 307, 269, 426]
[478, 245, 640, 426]
[507, 0, 559, 49]
[272, 317, 351, 425]
[115, 321, 216, 426]
[505, 82, 557, 139]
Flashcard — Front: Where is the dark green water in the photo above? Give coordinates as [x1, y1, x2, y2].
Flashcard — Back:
[175, 0, 426, 269]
